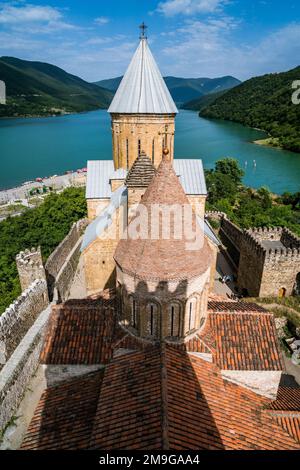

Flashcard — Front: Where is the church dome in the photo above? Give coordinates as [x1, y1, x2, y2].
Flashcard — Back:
[114, 155, 212, 282]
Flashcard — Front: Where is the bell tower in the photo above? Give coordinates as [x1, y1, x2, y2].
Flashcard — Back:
[108, 24, 178, 170]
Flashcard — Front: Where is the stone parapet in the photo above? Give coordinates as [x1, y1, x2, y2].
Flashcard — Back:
[0, 280, 49, 366]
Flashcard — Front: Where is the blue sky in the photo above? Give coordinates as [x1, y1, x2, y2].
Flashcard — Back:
[0, 0, 299, 81]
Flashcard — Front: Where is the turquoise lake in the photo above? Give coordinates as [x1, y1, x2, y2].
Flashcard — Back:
[0, 109, 299, 193]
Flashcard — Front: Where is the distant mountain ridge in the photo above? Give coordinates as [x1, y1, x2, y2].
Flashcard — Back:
[94, 75, 241, 106]
[182, 89, 230, 111]
[0, 56, 113, 118]
[199, 65, 300, 153]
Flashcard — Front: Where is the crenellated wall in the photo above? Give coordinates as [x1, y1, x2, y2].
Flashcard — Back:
[0, 305, 51, 434]
[0, 280, 48, 368]
[16, 247, 47, 292]
[238, 227, 300, 297]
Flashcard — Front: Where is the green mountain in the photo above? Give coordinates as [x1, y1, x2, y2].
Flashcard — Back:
[182, 89, 229, 111]
[0, 56, 113, 118]
[95, 75, 241, 106]
[200, 66, 300, 153]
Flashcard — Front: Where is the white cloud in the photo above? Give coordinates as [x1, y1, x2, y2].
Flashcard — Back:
[94, 16, 110, 25]
[0, 3, 61, 24]
[159, 20, 300, 80]
[157, 0, 228, 16]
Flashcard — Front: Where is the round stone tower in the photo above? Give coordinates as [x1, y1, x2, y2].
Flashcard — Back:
[114, 151, 213, 342]
[108, 26, 178, 170]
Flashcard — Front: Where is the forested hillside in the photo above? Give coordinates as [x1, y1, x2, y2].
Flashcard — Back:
[0, 187, 87, 313]
[0, 57, 113, 118]
[200, 66, 300, 152]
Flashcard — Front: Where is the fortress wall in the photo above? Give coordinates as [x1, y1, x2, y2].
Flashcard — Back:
[0, 280, 48, 368]
[247, 226, 283, 241]
[45, 219, 88, 297]
[0, 305, 51, 434]
[237, 232, 266, 297]
[54, 238, 82, 302]
[260, 249, 300, 297]
[281, 227, 300, 249]
[220, 217, 244, 250]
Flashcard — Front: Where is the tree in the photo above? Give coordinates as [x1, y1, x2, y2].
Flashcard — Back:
[215, 158, 245, 185]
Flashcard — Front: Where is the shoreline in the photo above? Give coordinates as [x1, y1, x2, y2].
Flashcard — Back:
[253, 137, 282, 150]
[0, 106, 108, 121]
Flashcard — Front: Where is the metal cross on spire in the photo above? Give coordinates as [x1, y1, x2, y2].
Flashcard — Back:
[139, 22, 148, 39]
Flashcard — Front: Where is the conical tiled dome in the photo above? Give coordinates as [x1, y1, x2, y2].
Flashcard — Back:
[125, 151, 156, 188]
[114, 156, 212, 281]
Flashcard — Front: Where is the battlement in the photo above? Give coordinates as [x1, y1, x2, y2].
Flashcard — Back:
[16, 246, 47, 292]
[0, 279, 48, 365]
[16, 246, 43, 266]
[244, 227, 300, 261]
[205, 211, 227, 220]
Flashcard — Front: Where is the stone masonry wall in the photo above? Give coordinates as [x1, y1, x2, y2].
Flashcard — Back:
[0, 306, 50, 433]
[260, 250, 300, 297]
[55, 239, 82, 302]
[0, 280, 48, 368]
[16, 247, 47, 292]
[237, 236, 265, 297]
[45, 219, 88, 298]
[117, 266, 211, 341]
[111, 113, 175, 170]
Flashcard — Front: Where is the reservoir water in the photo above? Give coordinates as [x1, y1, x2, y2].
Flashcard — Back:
[0, 109, 299, 193]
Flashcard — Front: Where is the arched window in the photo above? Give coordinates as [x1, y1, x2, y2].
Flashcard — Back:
[168, 302, 181, 337]
[126, 139, 129, 169]
[186, 297, 198, 333]
[129, 296, 137, 329]
[146, 302, 160, 338]
[152, 139, 155, 164]
[138, 139, 141, 158]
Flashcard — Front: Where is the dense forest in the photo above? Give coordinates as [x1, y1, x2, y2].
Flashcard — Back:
[0, 187, 87, 313]
[199, 66, 300, 152]
[0, 57, 113, 118]
[206, 158, 300, 235]
[182, 89, 229, 111]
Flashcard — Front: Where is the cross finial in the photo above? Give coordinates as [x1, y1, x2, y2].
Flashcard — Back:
[139, 22, 147, 39]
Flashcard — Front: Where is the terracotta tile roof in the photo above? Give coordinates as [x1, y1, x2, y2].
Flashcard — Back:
[209, 312, 283, 370]
[275, 417, 300, 443]
[169, 334, 212, 354]
[115, 155, 212, 282]
[267, 385, 300, 411]
[208, 300, 267, 313]
[125, 151, 156, 188]
[21, 372, 103, 450]
[22, 344, 300, 450]
[165, 345, 299, 450]
[90, 347, 163, 450]
[40, 302, 116, 365]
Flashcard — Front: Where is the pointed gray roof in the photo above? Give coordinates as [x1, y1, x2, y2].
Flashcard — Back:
[108, 38, 178, 114]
